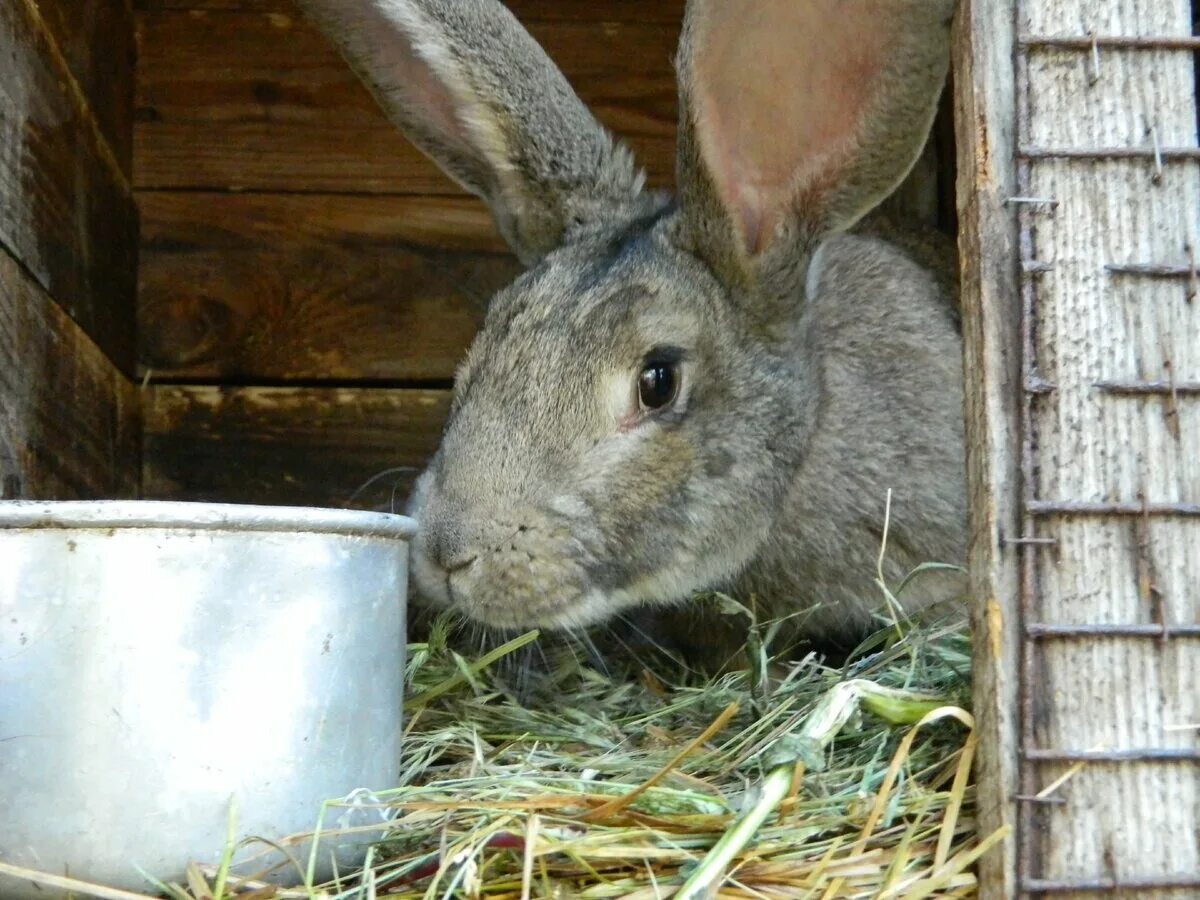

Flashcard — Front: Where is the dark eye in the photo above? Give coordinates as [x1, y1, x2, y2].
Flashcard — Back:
[638, 360, 681, 411]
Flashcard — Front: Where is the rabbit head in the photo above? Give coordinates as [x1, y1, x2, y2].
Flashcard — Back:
[295, 0, 960, 634]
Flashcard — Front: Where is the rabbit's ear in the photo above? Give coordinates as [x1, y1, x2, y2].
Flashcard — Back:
[675, 0, 954, 291]
[295, 0, 649, 265]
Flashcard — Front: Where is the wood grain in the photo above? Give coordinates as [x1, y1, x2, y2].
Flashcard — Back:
[134, 0, 687, 22]
[134, 10, 680, 193]
[0, 0, 138, 372]
[28, 0, 136, 173]
[138, 192, 518, 380]
[1021, 0, 1200, 892]
[0, 249, 140, 501]
[952, 2, 1022, 897]
[143, 385, 451, 509]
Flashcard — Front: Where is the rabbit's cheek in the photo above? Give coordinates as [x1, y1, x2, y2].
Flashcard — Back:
[409, 540, 452, 609]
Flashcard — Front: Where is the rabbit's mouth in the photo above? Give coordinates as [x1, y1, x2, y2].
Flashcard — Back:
[413, 536, 620, 631]
[408, 509, 647, 631]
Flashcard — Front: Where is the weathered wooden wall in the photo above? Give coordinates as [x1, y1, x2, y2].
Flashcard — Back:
[133, 0, 953, 511]
[0, 0, 141, 500]
[965, 0, 1200, 895]
[1021, 0, 1200, 892]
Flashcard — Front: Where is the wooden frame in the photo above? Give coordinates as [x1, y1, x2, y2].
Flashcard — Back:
[6, 1, 1199, 894]
[0, 0, 139, 500]
[962, 0, 1200, 895]
[954, 1, 1022, 895]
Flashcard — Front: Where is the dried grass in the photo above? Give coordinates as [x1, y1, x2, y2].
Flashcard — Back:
[198, 604, 996, 899]
[12, 570, 1002, 899]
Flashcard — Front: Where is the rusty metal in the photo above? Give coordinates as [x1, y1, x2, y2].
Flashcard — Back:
[1019, 145, 1200, 161]
[1106, 262, 1200, 278]
[1006, 196, 1060, 207]
[1026, 623, 1200, 638]
[1013, 15, 1043, 889]
[1023, 875, 1200, 894]
[1094, 379, 1200, 395]
[1015, 794, 1068, 805]
[1026, 500, 1200, 516]
[1004, 536, 1058, 546]
[1006, 197, 1058, 205]
[1024, 747, 1200, 762]
[1020, 34, 1200, 51]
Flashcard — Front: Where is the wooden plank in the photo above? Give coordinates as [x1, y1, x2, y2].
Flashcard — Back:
[138, 192, 518, 380]
[135, 186, 953, 383]
[952, 2, 1022, 898]
[134, 11, 679, 192]
[133, 0, 687, 24]
[0, 0, 138, 372]
[0, 249, 140, 501]
[28, 0, 136, 174]
[142, 385, 450, 509]
[1020, 0, 1200, 893]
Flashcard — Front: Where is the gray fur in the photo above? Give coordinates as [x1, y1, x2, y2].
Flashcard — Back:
[297, 0, 966, 658]
[291, 0, 658, 263]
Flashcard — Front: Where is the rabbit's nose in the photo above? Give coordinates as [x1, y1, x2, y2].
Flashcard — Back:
[423, 518, 476, 573]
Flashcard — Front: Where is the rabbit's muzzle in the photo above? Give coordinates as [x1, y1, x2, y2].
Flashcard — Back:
[410, 493, 608, 630]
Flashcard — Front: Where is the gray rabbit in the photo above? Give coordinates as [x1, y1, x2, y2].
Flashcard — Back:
[295, 0, 966, 658]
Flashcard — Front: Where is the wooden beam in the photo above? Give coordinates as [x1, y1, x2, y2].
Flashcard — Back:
[137, 192, 519, 380]
[142, 385, 451, 510]
[134, 10, 680, 193]
[132, 0, 688, 24]
[952, 0, 1021, 896]
[27, 0, 136, 174]
[0, 0, 138, 372]
[0, 249, 140, 501]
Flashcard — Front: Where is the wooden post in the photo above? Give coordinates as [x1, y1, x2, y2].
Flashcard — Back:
[963, 0, 1200, 894]
[0, 0, 140, 499]
[953, 1, 1022, 896]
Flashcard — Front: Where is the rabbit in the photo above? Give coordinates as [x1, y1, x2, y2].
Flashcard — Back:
[294, 0, 966, 662]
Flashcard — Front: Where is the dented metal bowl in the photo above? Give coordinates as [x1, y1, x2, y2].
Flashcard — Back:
[0, 501, 415, 898]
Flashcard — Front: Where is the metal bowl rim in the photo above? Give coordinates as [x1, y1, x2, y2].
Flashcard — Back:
[0, 500, 417, 539]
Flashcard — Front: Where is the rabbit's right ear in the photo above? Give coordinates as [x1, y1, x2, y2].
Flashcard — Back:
[294, 0, 651, 265]
[675, 0, 955, 302]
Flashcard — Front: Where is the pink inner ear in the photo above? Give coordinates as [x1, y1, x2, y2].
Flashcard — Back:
[348, 3, 487, 178]
[691, 0, 893, 255]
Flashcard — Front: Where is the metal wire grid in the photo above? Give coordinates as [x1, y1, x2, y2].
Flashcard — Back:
[1011, 8, 1200, 896]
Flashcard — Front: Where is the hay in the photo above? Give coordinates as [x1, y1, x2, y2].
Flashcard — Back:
[195, 605, 997, 900]
[13, 577, 1001, 899]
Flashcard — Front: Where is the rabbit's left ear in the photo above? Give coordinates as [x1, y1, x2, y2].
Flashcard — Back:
[294, 0, 651, 265]
[675, 0, 955, 291]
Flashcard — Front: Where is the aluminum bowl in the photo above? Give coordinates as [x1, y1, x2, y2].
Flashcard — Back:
[0, 501, 415, 898]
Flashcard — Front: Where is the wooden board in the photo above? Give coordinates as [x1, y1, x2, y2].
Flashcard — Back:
[138, 192, 519, 380]
[0, 249, 140, 501]
[133, 0, 687, 24]
[952, 2, 1021, 897]
[1018, 0, 1200, 893]
[0, 0, 138, 373]
[134, 11, 680, 192]
[143, 385, 451, 509]
[28, 0, 136, 174]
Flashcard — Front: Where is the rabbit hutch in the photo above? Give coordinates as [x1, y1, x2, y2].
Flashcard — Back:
[1, 0, 1198, 896]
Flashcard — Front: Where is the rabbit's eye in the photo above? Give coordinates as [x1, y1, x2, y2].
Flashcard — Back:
[638, 360, 680, 411]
